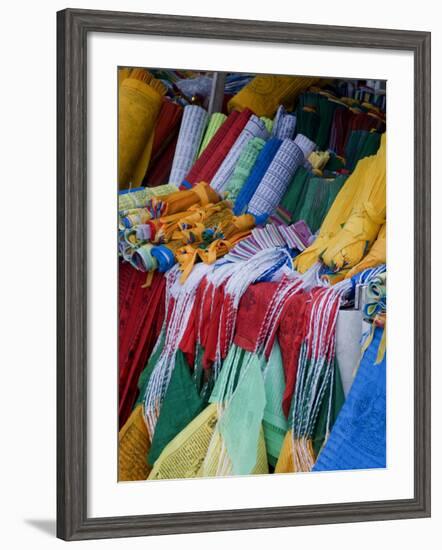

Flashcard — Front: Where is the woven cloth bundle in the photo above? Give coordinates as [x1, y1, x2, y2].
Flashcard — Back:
[224, 137, 266, 202]
[228, 74, 320, 117]
[247, 139, 306, 219]
[210, 115, 270, 193]
[198, 112, 227, 156]
[184, 109, 253, 187]
[169, 105, 208, 185]
[118, 69, 167, 189]
[233, 137, 282, 215]
[118, 183, 178, 212]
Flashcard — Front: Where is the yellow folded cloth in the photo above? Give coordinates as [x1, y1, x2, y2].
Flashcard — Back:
[228, 74, 319, 118]
[295, 134, 386, 273]
[275, 433, 316, 474]
[346, 223, 386, 278]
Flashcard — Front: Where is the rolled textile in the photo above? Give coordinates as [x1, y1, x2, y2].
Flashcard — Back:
[155, 182, 220, 217]
[344, 129, 382, 171]
[118, 69, 167, 189]
[294, 135, 386, 273]
[313, 327, 386, 471]
[143, 134, 178, 187]
[294, 133, 316, 158]
[224, 137, 266, 202]
[197, 112, 227, 157]
[247, 139, 306, 219]
[346, 223, 386, 278]
[150, 100, 183, 158]
[118, 183, 177, 211]
[228, 74, 320, 117]
[275, 166, 311, 225]
[233, 138, 282, 215]
[210, 115, 270, 193]
[294, 174, 347, 233]
[169, 105, 208, 185]
[271, 105, 297, 139]
[187, 108, 253, 187]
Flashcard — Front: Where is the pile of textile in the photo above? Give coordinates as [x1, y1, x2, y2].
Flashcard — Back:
[117, 70, 387, 480]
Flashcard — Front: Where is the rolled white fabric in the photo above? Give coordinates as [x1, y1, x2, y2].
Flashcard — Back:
[294, 133, 316, 157]
[247, 138, 305, 218]
[210, 115, 270, 193]
[169, 105, 208, 185]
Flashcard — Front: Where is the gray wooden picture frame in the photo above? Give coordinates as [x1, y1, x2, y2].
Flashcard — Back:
[57, 8, 431, 541]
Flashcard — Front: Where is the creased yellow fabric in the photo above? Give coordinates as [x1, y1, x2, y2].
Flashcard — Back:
[295, 134, 386, 273]
[346, 223, 386, 278]
[148, 404, 218, 480]
[228, 74, 319, 118]
[118, 69, 166, 189]
[118, 405, 151, 481]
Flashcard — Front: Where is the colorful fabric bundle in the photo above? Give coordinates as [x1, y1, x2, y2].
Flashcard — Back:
[224, 137, 266, 202]
[152, 182, 220, 217]
[228, 74, 320, 117]
[210, 115, 270, 193]
[344, 129, 382, 171]
[198, 112, 227, 156]
[313, 326, 386, 471]
[184, 109, 253, 187]
[169, 105, 208, 185]
[118, 69, 167, 189]
[233, 138, 282, 215]
[247, 138, 306, 219]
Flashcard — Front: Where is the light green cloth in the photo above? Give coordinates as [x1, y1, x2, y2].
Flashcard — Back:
[218, 353, 266, 475]
[197, 112, 227, 157]
[262, 341, 288, 466]
[224, 137, 266, 202]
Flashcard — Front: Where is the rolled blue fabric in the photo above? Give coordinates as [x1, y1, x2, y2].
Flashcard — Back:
[150, 245, 176, 272]
[233, 137, 282, 215]
[247, 139, 305, 218]
[313, 327, 386, 471]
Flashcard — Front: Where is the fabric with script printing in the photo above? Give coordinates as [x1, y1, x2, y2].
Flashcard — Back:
[247, 139, 305, 218]
[210, 115, 270, 193]
[169, 105, 208, 185]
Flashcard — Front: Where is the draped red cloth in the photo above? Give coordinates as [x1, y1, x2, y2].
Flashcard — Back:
[119, 262, 166, 428]
[184, 108, 253, 185]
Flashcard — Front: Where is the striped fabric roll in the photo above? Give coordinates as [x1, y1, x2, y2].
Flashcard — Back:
[233, 138, 282, 216]
[184, 109, 252, 187]
[197, 113, 227, 157]
[224, 137, 266, 202]
[211, 115, 270, 193]
[247, 139, 305, 219]
[169, 105, 208, 185]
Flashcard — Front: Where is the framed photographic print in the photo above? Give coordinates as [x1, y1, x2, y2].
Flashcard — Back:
[57, 8, 431, 541]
